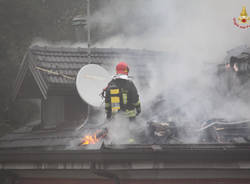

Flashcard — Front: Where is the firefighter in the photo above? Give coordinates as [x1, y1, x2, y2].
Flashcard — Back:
[103, 62, 141, 120]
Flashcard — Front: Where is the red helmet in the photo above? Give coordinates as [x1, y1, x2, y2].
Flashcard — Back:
[116, 62, 129, 75]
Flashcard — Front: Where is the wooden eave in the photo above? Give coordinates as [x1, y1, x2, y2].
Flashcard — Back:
[28, 52, 48, 99]
[0, 144, 250, 179]
[12, 52, 29, 101]
[12, 51, 49, 101]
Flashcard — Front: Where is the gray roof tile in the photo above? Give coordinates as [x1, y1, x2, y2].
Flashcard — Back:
[28, 46, 162, 90]
[7, 46, 164, 149]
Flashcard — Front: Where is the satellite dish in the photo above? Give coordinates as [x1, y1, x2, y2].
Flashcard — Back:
[76, 64, 111, 107]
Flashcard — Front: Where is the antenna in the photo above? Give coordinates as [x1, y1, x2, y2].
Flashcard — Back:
[87, 0, 91, 49]
[76, 64, 111, 107]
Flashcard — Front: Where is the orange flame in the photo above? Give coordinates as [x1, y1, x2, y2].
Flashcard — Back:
[81, 133, 99, 145]
[80, 129, 108, 145]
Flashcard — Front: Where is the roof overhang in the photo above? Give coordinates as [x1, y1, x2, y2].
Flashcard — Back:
[12, 51, 48, 101]
[0, 144, 250, 179]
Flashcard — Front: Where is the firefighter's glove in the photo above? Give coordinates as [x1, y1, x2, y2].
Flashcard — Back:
[134, 101, 141, 116]
[136, 106, 141, 116]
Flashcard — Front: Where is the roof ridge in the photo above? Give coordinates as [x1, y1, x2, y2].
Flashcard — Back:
[30, 45, 164, 55]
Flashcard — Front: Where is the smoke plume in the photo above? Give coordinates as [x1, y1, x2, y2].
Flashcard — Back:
[90, 0, 250, 143]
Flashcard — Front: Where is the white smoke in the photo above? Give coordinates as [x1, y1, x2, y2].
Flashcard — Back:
[30, 38, 89, 48]
[93, 0, 250, 53]
[34, 1, 250, 145]
[90, 0, 250, 143]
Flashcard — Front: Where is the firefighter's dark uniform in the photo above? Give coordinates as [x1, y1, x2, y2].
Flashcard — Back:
[104, 76, 141, 120]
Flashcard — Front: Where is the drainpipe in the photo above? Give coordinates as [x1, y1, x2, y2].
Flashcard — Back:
[90, 162, 120, 184]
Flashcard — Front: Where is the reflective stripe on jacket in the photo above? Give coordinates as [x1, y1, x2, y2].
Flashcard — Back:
[104, 76, 140, 119]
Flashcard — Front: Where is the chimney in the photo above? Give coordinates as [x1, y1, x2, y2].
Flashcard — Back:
[72, 15, 88, 43]
[72, 0, 91, 48]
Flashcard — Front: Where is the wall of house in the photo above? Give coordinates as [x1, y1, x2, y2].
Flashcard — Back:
[17, 71, 43, 99]
[64, 95, 88, 122]
[42, 96, 64, 128]
[42, 95, 88, 128]
[9, 98, 41, 126]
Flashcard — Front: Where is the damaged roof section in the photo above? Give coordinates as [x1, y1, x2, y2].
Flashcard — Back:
[12, 45, 162, 100]
[3, 45, 250, 151]
[1, 45, 165, 151]
[0, 120, 103, 150]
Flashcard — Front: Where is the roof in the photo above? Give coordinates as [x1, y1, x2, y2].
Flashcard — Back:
[13, 45, 163, 100]
[1, 143, 250, 162]
[0, 119, 103, 150]
[3, 45, 250, 180]
[2, 119, 250, 180]
[2, 44, 165, 150]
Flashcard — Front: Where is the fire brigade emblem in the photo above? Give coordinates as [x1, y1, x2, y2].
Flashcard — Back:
[233, 6, 250, 29]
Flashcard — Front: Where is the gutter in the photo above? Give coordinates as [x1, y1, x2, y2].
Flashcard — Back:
[1, 144, 250, 162]
[90, 161, 120, 184]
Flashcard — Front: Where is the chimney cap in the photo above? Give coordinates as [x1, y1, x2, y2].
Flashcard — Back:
[72, 15, 87, 26]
